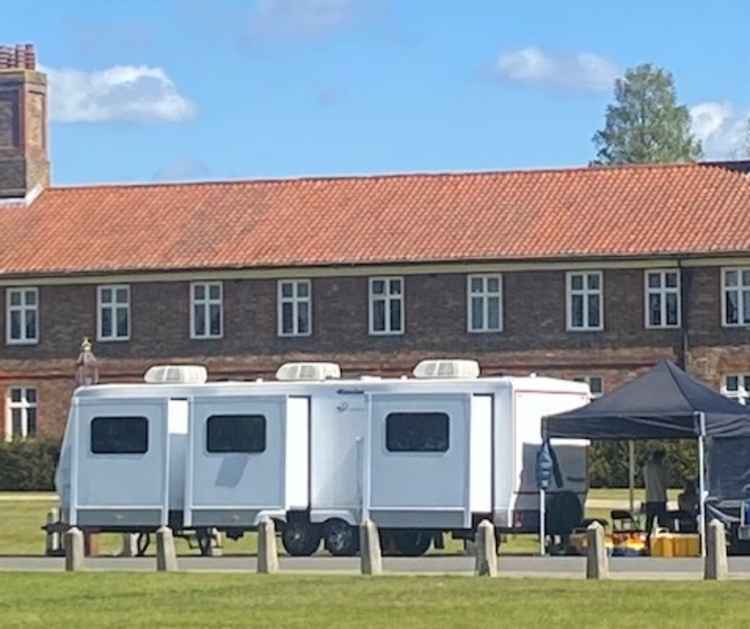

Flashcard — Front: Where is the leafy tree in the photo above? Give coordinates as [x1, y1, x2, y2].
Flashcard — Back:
[593, 64, 702, 164]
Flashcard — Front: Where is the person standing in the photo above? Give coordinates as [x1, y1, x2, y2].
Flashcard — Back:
[643, 448, 669, 547]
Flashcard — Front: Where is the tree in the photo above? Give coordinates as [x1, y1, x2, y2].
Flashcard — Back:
[593, 64, 702, 164]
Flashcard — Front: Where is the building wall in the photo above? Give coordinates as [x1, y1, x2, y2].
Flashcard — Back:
[0, 265, 748, 440]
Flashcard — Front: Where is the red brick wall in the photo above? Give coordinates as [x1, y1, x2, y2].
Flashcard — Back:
[0, 266, 747, 440]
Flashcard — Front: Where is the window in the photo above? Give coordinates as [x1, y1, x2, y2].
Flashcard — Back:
[97, 285, 130, 341]
[574, 376, 604, 399]
[207, 415, 266, 453]
[369, 277, 404, 335]
[278, 280, 312, 337]
[6, 287, 38, 345]
[566, 271, 603, 331]
[385, 412, 449, 452]
[467, 274, 503, 332]
[645, 270, 680, 328]
[191, 282, 223, 339]
[722, 374, 750, 405]
[91, 417, 148, 454]
[723, 268, 750, 327]
[6, 387, 37, 440]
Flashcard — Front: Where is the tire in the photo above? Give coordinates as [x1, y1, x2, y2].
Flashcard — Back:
[281, 520, 321, 557]
[393, 530, 432, 557]
[324, 519, 359, 556]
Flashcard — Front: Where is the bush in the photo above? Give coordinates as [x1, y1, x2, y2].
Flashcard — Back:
[588, 439, 698, 489]
[0, 438, 61, 491]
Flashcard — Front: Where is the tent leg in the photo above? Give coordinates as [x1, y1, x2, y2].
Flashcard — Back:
[698, 431, 706, 559]
[539, 488, 546, 556]
[628, 440, 635, 515]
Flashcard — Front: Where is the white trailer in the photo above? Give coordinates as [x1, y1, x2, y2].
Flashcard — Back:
[55, 360, 590, 557]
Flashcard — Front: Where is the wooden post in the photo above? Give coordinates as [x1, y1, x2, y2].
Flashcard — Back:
[359, 519, 383, 575]
[586, 522, 608, 580]
[475, 520, 498, 577]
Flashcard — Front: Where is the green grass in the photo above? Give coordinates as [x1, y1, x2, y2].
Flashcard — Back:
[0, 488, 661, 557]
[0, 574, 749, 629]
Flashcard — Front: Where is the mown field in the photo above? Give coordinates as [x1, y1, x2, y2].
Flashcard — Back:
[0, 488, 671, 557]
[1, 573, 749, 629]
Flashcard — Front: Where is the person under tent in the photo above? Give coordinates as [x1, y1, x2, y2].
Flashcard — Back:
[643, 448, 670, 547]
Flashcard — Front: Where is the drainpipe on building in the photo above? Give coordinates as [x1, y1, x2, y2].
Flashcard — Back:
[679, 260, 690, 371]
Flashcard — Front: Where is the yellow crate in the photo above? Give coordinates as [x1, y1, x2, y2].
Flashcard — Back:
[650, 532, 700, 557]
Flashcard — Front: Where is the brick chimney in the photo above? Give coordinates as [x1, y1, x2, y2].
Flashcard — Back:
[0, 44, 49, 200]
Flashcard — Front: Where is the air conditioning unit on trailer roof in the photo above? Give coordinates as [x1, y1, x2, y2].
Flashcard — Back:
[144, 365, 208, 385]
[413, 359, 480, 379]
[276, 362, 341, 381]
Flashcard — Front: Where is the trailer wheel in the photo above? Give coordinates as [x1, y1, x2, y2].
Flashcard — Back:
[393, 530, 432, 557]
[323, 519, 359, 556]
[281, 521, 321, 557]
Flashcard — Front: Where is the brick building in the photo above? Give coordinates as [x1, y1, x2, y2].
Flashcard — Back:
[1, 46, 749, 441]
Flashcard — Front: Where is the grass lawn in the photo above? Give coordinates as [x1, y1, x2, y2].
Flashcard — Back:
[1, 574, 749, 629]
[0, 488, 664, 557]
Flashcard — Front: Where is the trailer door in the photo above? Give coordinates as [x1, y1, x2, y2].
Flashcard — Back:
[366, 393, 471, 529]
[185, 395, 293, 528]
[72, 397, 169, 528]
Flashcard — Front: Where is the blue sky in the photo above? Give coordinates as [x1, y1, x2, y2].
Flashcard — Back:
[5, 0, 750, 185]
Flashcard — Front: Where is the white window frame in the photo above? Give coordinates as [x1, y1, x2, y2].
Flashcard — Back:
[574, 375, 604, 399]
[190, 282, 223, 340]
[6, 287, 39, 345]
[566, 271, 604, 332]
[722, 267, 750, 327]
[644, 269, 681, 329]
[467, 274, 503, 333]
[97, 284, 131, 342]
[277, 279, 312, 337]
[369, 277, 404, 336]
[5, 387, 37, 441]
[722, 374, 750, 405]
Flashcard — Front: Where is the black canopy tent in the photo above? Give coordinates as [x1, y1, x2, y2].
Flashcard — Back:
[541, 360, 750, 556]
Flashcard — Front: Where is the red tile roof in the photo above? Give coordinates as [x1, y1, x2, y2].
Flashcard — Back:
[2, 162, 750, 277]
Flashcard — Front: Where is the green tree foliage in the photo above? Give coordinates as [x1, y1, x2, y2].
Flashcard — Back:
[588, 440, 698, 489]
[593, 64, 702, 164]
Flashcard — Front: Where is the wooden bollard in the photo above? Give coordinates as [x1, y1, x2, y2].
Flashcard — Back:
[119, 533, 138, 557]
[156, 526, 178, 572]
[45, 508, 61, 556]
[705, 519, 728, 581]
[359, 519, 382, 575]
[257, 518, 279, 574]
[64, 527, 84, 572]
[586, 521, 608, 580]
[475, 520, 498, 576]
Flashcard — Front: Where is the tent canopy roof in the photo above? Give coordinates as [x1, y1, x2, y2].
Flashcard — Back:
[543, 360, 750, 440]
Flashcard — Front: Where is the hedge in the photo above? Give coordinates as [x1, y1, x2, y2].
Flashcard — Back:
[588, 439, 698, 489]
[0, 438, 61, 491]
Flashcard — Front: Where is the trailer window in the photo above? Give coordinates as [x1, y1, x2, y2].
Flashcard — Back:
[91, 417, 148, 454]
[207, 415, 266, 453]
[385, 412, 449, 452]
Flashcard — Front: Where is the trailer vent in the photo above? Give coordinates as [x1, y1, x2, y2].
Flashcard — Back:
[413, 359, 480, 379]
[144, 365, 208, 385]
[276, 362, 341, 381]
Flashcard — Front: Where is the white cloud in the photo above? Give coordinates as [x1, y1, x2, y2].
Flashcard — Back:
[152, 159, 212, 182]
[495, 47, 620, 93]
[690, 101, 749, 159]
[249, 0, 355, 38]
[44, 65, 196, 123]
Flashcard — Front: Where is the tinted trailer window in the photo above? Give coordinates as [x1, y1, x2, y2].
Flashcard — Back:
[207, 415, 266, 453]
[386, 412, 449, 452]
[91, 417, 148, 454]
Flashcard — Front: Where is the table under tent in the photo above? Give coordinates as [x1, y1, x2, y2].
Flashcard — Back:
[540, 360, 750, 557]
